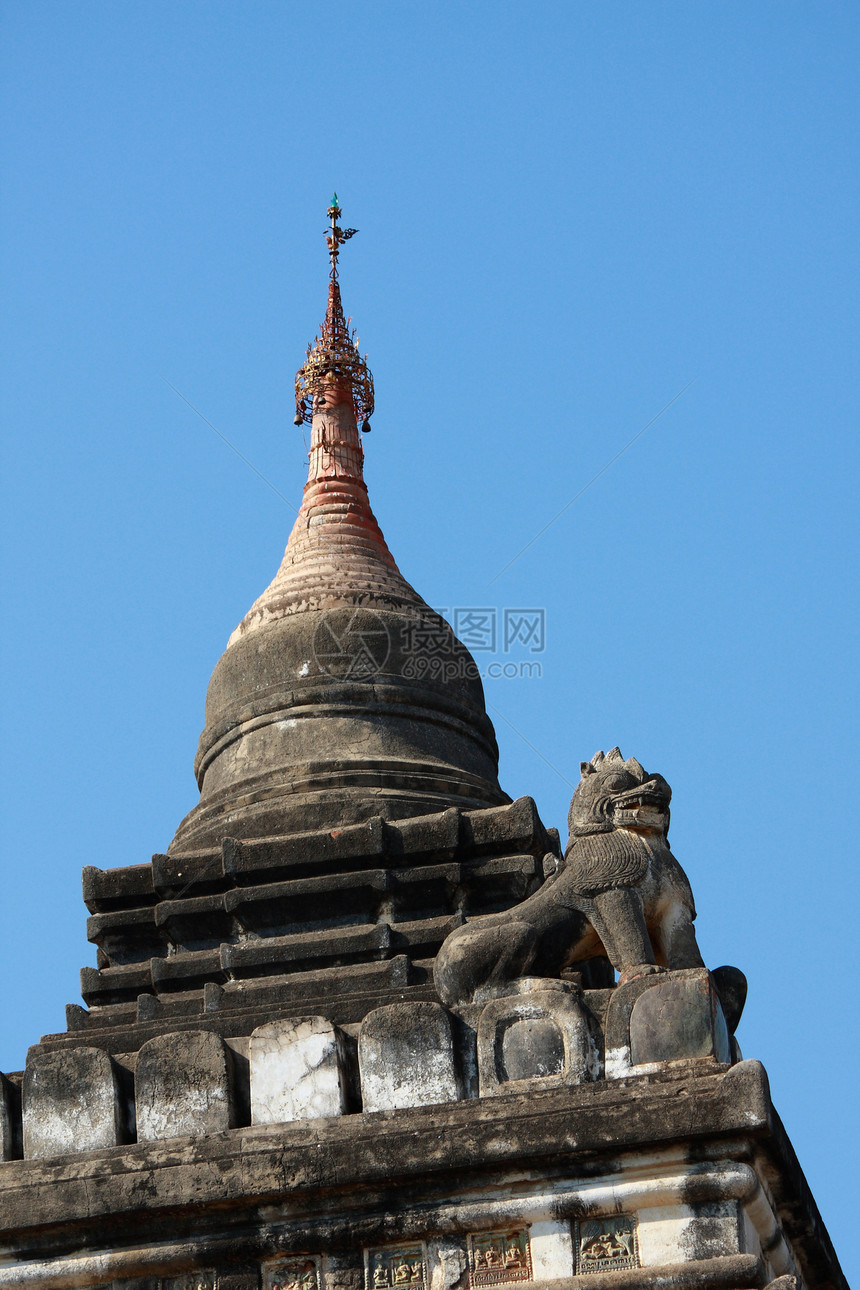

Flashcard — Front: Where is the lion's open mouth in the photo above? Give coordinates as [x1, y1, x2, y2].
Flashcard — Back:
[614, 805, 667, 831]
[615, 793, 666, 811]
[612, 783, 670, 828]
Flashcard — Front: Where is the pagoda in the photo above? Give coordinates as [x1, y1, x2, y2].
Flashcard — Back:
[0, 199, 846, 1290]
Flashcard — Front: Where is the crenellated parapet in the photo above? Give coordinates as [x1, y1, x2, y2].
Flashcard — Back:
[9, 966, 734, 1161]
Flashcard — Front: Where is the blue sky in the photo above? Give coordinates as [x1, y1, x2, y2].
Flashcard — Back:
[1, 1, 857, 1278]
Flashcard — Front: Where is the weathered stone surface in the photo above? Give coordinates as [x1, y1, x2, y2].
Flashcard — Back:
[604, 968, 730, 1076]
[71, 795, 555, 1032]
[636, 1202, 741, 1268]
[629, 972, 731, 1065]
[477, 983, 599, 1095]
[22, 1045, 123, 1158]
[250, 1016, 347, 1123]
[0, 1062, 774, 1224]
[502, 1015, 564, 1078]
[0, 1256, 768, 1290]
[359, 1001, 462, 1111]
[135, 1030, 235, 1141]
[426, 1238, 468, 1290]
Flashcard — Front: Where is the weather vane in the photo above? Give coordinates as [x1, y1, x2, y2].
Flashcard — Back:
[293, 194, 375, 433]
[324, 192, 358, 281]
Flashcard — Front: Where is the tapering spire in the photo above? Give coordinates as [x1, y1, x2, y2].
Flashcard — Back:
[293, 194, 375, 433]
[228, 195, 421, 644]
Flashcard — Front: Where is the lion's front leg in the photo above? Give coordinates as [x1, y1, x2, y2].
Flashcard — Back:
[587, 887, 661, 983]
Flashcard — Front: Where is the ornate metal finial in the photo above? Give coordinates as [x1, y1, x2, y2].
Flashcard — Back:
[325, 192, 358, 280]
[293, 196, 374, 431]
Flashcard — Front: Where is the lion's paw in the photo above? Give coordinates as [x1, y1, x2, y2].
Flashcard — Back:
[618, 963, 666, 985]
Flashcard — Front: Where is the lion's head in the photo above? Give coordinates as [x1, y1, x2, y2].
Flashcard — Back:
[567, 747, 671, 840]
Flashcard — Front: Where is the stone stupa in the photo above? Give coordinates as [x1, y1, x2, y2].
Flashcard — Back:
[0, 198, 845, 1290]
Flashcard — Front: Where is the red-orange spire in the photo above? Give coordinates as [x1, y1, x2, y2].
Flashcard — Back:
[228, 198, 423, 645]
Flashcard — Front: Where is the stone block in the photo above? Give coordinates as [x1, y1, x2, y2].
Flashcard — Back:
[220, 816, 386, 884]
[81, 861, 156, 913]
[250, 1016, 348, 1124]
[135, 1031, 236, 1141]
[22, 1045, 123, 1158]
[358, 1002, 462, 1111]
[477, 981, 600, 1096]
[528, 1220, 575, 1281]
[425, 1240, 468, 1290]
[605, 968, 731, 1077]
[464, 796, 548, 856]
[81, 961, 153, 1006]
[390, 806, 461, 859]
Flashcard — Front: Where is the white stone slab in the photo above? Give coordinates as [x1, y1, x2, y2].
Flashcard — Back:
[529, 1220, 575, 1280]
[250, 1017, 347, 1124]
[635, 1203, 695, 1266]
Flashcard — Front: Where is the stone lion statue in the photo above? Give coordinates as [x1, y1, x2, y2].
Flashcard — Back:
[434, 748, 709, 1008]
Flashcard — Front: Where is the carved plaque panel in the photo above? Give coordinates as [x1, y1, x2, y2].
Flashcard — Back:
[265, 1257, 321, 1290]
[159, 1274, 217, 1290]
[365, 1243, 426, 1290]
[467, 1228, 532, 1287]
[575, 1216, 638, 1273]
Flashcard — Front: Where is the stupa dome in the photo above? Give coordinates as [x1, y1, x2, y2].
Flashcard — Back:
[170, 198, 507, 853]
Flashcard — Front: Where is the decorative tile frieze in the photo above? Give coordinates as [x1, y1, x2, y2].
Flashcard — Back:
[575, 1216, 638, 1273]
[467, 1228, 532, 1287]
[265, 1257, 321, 1290]
[365, 1243, 426, 1290]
